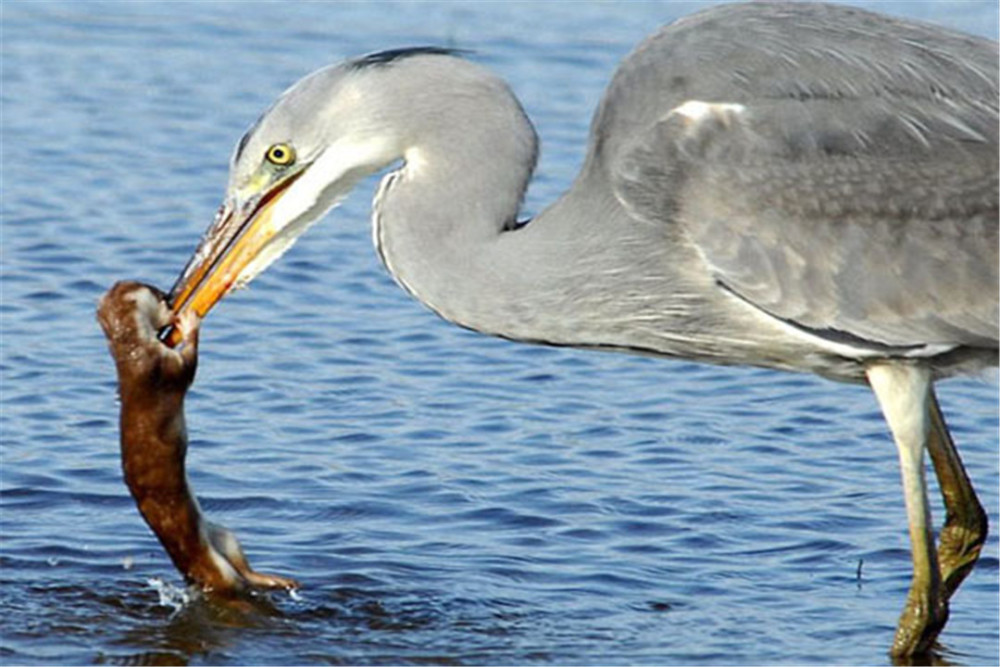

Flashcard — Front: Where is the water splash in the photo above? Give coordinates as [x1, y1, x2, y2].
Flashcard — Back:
[146, 577, 190, 615]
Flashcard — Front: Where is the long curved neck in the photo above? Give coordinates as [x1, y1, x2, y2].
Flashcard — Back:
[368, 61, 545, 341]
[366, 56, 701, 353]
[374, 141, 526, 335]
[373, 135, 649, 348]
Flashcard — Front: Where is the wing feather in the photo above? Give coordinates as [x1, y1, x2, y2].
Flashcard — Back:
[608, 4, 999, 351]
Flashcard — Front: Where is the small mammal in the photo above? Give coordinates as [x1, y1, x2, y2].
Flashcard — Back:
[98, 281, 296, 595]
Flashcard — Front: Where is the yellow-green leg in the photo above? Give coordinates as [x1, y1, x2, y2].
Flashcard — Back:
[926, 392, 988, 600]
[867, 363, 948, 658]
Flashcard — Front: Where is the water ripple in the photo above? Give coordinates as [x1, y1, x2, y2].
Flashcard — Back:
[3, 1, 998, 665]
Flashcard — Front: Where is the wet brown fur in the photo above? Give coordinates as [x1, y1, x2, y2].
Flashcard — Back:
[98, 281, 296, 595]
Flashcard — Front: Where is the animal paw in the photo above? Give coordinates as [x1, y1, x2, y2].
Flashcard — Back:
[242, 570, 300, 591]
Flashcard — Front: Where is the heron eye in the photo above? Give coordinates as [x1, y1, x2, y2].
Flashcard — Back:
[265, 143, 295, 166]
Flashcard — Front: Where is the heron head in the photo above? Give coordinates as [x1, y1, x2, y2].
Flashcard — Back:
[166, 58, 405, 340]
[165, 47, 529, 343]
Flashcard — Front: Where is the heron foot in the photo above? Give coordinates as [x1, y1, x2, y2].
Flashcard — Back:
[925, 394, 989, 601]
[891, 583, 949, 658]
[937, 506, 988, 599]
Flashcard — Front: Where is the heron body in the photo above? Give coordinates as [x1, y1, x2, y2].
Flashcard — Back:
[168, 2, 999, 657]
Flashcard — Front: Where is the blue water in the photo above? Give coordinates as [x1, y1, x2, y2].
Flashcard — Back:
[2, 2, 997, 665]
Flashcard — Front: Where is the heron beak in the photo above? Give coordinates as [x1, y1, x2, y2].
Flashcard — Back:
[164, 170, 304, 346]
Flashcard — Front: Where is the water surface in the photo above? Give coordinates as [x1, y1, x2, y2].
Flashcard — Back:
[2, 2, 998, 665]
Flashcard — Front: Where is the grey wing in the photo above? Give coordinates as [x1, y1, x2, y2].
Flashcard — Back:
[609, 9, 999, 352]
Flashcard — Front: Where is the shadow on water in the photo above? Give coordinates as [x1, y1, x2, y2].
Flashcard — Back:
[93, 580, 481, 666]
[1, 576, 334, 666]
[890, 647, 962, 667]
[93, 583, 300, 666]
[19, 581, 284, 666]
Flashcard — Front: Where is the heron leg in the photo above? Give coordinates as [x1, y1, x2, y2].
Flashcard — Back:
[926, 391, 988, 599]
[867, 363, 947, 657]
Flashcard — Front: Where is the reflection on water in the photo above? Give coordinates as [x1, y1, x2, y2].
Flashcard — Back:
[2, 1, 998, 665]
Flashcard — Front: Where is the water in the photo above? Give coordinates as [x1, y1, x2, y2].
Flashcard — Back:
[2, 1, 997, 664]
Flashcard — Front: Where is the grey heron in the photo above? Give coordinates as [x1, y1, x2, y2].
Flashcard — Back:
[165, 2, 998, 657]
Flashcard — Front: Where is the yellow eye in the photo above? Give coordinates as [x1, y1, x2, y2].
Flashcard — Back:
[265, 143, 295, 166]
